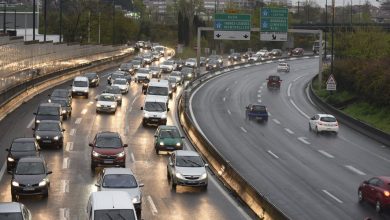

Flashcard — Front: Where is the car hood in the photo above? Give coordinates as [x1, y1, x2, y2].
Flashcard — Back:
[112, 84, 127, 90]
[97, 101, 117, 106]
[93, 147, 123, 155]
[100, 187, 141, 199]
[172, 76, 182, 80]
[9, 151, 38, 160]
[35, 130, 61, 138]
[146, 95, 168, 103]
[159, 137, 182, 145]
[14, 174, 46, 185]
[160, 64, 173, 68]
[136, 73, 149, 78]
[175, 166, 206, 176]
[36, 115, 60, 121]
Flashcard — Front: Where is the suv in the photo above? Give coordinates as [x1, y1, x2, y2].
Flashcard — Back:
[34, 103, 62, 128]
[89, 131, 128, 170]
[6, 138, 40, 173]
[154, 125, 184, 154]
[245, 104, 268, 122]
[267, 75, 282, 89]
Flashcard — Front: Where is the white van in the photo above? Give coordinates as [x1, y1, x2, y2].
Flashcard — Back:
[144, 79, 172, 102]
[71, 76, 89, 98]
[86, 191, 138, 220]
[141, 95, 169, 127]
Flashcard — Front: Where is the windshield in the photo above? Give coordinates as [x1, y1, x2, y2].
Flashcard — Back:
[176, 156, 204, 167]
[102, 174, 138, 188]
[94, 210, 136, 220]
[36, 123, 61, 131]
[15, 162, 45, 175]
[187, 58, 196, 62]
[320, 117, 337, 122]
[11, 142, 35, 152]
[144, 102, 166, 112]
[251, 105, 266, 112]
[113, 80, 126, 85]
[160, 129, 180, 138]
[132, 60, 141, 65]
[120, 64, 131, 69]
[171, 72, 181, 77]
[163, 61, 174, 65]
[269, 76, 280, 81]
[150, 67, 159, 71]
[147, 86, 168, 96]
[137, 69, 149, 74]
[99, 95, 115, 102]
[168, 78, 176, 83]
[85, 73, 97, 78]
[104, 87, 121, 94]
[73, 81, 88, 87]
[95, 136, 122, 148]
[37, 106, 59, 116]
[0, 213, 24, 220]
[51, 99, 68, 107]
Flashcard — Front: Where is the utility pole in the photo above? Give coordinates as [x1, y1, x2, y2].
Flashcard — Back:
[98, 12, 101, 44]
[350, 0, 353, 25]
[331, 0, 335, 76]
[306, 0, 309, 24]
[59, 0, 62, 42]
[14, 9, 16, 30]
[325, 0, 327, 58]
[44, 0, 47, 42]
[3, 2, 6, 33]
[33, 0, 36, 40]
[88, 11, 91, 43]
[112, 0, 115, 45]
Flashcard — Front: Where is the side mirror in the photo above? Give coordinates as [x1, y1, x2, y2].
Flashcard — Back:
[139, 183, 145, 187]
[47, 171, 53, 175]
[205, 164, 209, 167]
[62, 129, 66, 132]
[5, 148, 9, 152]
[140, 107, 143, 110]
[95, 183, 101, 187]
[32, 128, 35, 131]
[167, 108, 170, 112]
[123, 144, 128, 148]
[89, 143, 93, 147]
[169, 162, 173, 166]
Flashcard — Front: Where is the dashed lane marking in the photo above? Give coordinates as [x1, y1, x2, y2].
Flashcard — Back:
[227, 110, 231, 115]
[61, 180, 70, 193]
[81, 109, 88, 115]
[240, 127, 247, 133]
[59, 208, 70, 220]
[272, 119, 281, 124]
[0, 161, 6, 182]
[27, 118, 34, 128]
[298, 137, 310, 145]
[70, 129, 76, 136]
[258, 99, 262, 103]
[147, 195, 158, 216]
[65, 142, 74, 151]
[75, 118, 82, 124]
[257, 94, 261, 98]
[345, 165, 366, 176]
[267, 150, 279, 159]
[285, 128, 294, 134]
[222, 97, 226, 102]
[322, 190, 343, 204]
[130, 153, 135, 163]
[62, 157, 70, 169]
[318, 150, 334, 158]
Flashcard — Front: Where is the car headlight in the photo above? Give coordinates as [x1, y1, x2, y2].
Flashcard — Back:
[159, 142, 164, 146]
[36, 120, 41, 124]
[84, 89, 88, 93]
[176, 142, 181, 147]
[53, 136, 59, 140]
[62, 110, 67, 114]
[132, 195, 141, 204]
[116, 151, 125, 157]
[144, 112, 149, 118]
[175, 172, 184, 179]
[92, 151, 100, 157]
[39, 179, 48, 187]
[7, 157, 14, 162]
[187, 73, 192, 77]
[12, 181, 19, 187]
[72, 88, 76, 92]
[96, 104, 101, 107]
[200, 173, 208, 180]
[161, 113, 167, 119]
[91, 79, 97, 82]
[36, 135, 41, 140]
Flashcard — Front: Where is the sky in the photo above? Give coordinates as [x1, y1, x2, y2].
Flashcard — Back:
[291, 0, 381, 7]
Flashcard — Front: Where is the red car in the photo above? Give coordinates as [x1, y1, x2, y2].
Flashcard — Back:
[89, 131, 128, 171]
[358, 176, 390, 213]
[267, 75, 282, 89]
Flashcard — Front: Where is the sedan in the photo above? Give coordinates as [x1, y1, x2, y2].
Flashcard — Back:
[309, 114, 339, 134]
[168, 76, 178, 93]
[228, 53, 241, 61]
[102, 86, 122, 105]
[167, 150, 208, 190]
[6, 138, 40, 173]
[150, 66, 162, 78]
[160, 60, 176, 73]
[277, 62, 290, 72]
[11, 157, 52, 200]
[290, 48, 304, 56]
[33, 120, 65, 149]
[358, 176, 390, 213]
[205, 59, 221, 71]
[84, 72, 100, 87]
[96, 93, 117, 114]
[49, 97, 72, 119]
[96, 168, 144, 217]
[185, 58, 197, 68]
[0, 202, 32, 220]
[112, 78, 129, 94]
[181, 67, 194, 81]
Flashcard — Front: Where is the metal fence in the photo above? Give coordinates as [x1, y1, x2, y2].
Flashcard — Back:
[0, 35, 133, 93]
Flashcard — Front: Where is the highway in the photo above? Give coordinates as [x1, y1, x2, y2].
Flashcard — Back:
[190, 57, 390, 220]
[0, 57, 254, 219]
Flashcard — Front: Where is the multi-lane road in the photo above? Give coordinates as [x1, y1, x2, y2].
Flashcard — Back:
[0, 58, 254, 219]
[190, 57, 390, 220]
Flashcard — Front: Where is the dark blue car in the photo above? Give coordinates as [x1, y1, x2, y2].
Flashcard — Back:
[245, 104, 268, 122]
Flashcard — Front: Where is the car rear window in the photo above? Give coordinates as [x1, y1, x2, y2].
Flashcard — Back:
[269, 76, 280, 81]
[252, 105, 267, 112]
[0, 213, 24, 220]
[320, 117, 337, 122]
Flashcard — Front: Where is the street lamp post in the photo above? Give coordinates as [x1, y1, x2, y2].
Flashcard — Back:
[324, 0, 327, 58]
[44, 0, 47, 42]
[331, 0, 335, 75]
[350, 0, 353, 25]
[3, 2, 6, 33]
[33, 0, 36, 40]
[59, 0, 62, 42]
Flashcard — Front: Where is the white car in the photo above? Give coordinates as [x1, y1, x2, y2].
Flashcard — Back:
[96, 168, 144, 217]
[277, 62, 290, 72]
[167, 150, 208, 191]
[135, 68, 151, 83]
[160, 60, 176, 73]
[309, 114, 339, 134]
[248, 54, 261, 62]
[185, 58, 197, 68]
[96, 93, 117, 113]
[112, 78, 129, 94]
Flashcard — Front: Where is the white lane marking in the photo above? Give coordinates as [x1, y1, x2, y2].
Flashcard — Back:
[81, 109, 88, 115]
[305, 84, 316, 106]
[272, 119, 281, 124]
[284, 128, 294, 134]
[257, 94, 261, 98]
[257, 99, 262, 103]
[345, 165, 366, 176]
[225, 87, 230, 91]
[257, 90, 262, 93]
[61, 180, 70, 193]
[62, 157, 70, 169]
[227, 109, 231, 115]
[303, 56, 310, 59]
[322, 190, 343, 204]
[75, 118, 82, 124]
[293, 75, 304, 82]
[234, 66, 240, 70]
[287, 83, 292, 97]
[267, 150, 279, 159]
[289, 99, 310, 119]
[88, 101, 94, 105]
[65, 142, 74, 151]
[147, 195, 158, 216]
[289, 57, 298, 60]
[298, 137, 310, 145]
[244, 64, 251, 67]
[318, 150, 335, 158]
[130, 153, 135, 163]
[70, 129, 76, 136]
[222, 97, 226, 102]
[266, 60, 273, 63]
[27, 118, 34, 128]
[267, 112, 272, 116]
[0, 161, 6, 182]
[59, 208, 70, 220]
[262, 82, 266, 86]
[255, 62, 261, 65]
[240, 127, 247, 133]
[215, 71, 221, 75]
[260, 86, 263, 90]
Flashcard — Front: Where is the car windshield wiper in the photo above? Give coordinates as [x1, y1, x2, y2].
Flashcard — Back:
[104, 213, 114, 220]
[116, 213, 127, 220]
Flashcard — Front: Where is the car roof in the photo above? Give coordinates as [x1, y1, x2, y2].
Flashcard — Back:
[145, 95, 167, 103]
[175, 150, 200, 157]
[113, 78, 127, 82]
[0, 202, 23, 213]
[39, 102, 61, 107]
[103, 167, 134, 175]
[378, 176, 390, 183]
[317, 114, 336, 118]
[149, 80, 168, 86]
[159, 125, 178, 130]
[13, 137, 36, 143]
[50, 97, 68, 102]
[99, 93, 116, 98]
[74, 76, 88, 81]
[37, 120, 61, 124]
[18, 156, 44, 163]
[90, 191, 135, 210]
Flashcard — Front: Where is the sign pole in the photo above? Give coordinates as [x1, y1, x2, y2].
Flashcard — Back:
[319, 30, 323, 89]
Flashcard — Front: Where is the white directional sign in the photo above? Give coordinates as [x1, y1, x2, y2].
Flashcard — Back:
[214, 31, 250, 40]
[326, 74, 337, 91]
[260, 32, 287, 41]
[214, 14, 251, 40]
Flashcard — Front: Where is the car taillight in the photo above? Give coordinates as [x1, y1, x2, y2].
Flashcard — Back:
[318, 122, 324, 126]
[384, 191, 390, 197]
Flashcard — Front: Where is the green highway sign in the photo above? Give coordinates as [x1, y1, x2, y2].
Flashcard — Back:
[260, 8, 288, 41]
[214, 13, 251, 40]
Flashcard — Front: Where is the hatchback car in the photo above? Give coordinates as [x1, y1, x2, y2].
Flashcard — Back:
[102, 86, 122, 105]
[185, 58, 197, 68]
[267, 75, 282, 89]
[135, 68, 151, 83]
[309, 114, 339, 134]
[207, 55, 223, 66]
[96, 168, 144, 217]
[84, 72, 100, 87]
[150, 66, 162, 78]
[170, 71, 183, 84]
[96, 93, 117, 114]
[49, 97, 72, 119]
[112, 78, 129, 94]
[0, 202, 32, 220]
[89, 131, 128, 171]
[290, 48, 304, 56]
[107, 72, 126, 85]
[228, 52, 241, 61]
[168, 77, 178, 93]
[269, 49, 283, 57]
[33, 120, 65, 149]
[34, 102, 62, 128]
[6, 138, 40, 173]
[11, 157, 52, 200]
[154, 125, 184, 154]
[167, 150, 208, 190]
[181, 67, 194, 81]
[160, 60, 176, 73]
[245, 104, 268, 122]
[277, 62, 290, 72]
[358, 176, 390, 213]
[119, 63, 135, 75]
[206, 59, 221, 71]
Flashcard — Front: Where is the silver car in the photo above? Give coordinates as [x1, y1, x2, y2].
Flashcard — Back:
[167, 150, 208, 190]
[0, 202, 32, 220]
[96, 168, 144, 217]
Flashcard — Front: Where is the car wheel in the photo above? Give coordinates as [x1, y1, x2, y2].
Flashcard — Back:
[136, 209, 142, 219]
[11, 193, 17, 201]
[309, 123, 312, 131]
[171, 177, 177, 191]
[96, 110, 99, 114]
[43, 191, 49, 198]
[203, 184, 208, 190]
[155, 147, 159, 155]
[358, 190, 364, 203]
[85, 94, 89, 99]
[315, 126, 319, 134]
[91, 163, 96, 171]
[375, 200, 382, 213]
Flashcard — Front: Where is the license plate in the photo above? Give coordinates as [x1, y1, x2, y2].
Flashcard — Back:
[24, 187, 35, 191]
[166, 147, 174, 150]
[151, 119, 158, 122]
[104, 160, 113, 164]
[256, 117, 263, 120]
[43, 140, 51, 143]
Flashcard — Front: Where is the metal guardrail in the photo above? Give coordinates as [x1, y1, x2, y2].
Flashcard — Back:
[309, 75, 390, 146]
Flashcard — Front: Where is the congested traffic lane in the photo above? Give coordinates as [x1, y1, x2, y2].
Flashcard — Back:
[191, 57, 390, 220]
[0, 64, 253, 219]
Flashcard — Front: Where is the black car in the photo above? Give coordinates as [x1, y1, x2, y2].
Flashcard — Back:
[144, 41, 152, 49]
[245, 104, 268, 122]
[49, 97, 72, 120]
[228, 53, 241, 61]
[150, 66, 161, 78]
[34, 103, 62, 128]
[11, 157, 52, 200]
[119, 63, 135, 75]
[207, 55, 223, 66]
[142, 53, 153, 64]
[84, 72, 100, 87]
[269, 49, 283, 57]
[181, 67, 195, 81]
[6, 138, 40, 173]
[175, 59, 185, 71]
[206, 59, 221, 71]
[242, 51, 253, 59]
[33, 120, 65, 149]
[49, 89, 72, 104]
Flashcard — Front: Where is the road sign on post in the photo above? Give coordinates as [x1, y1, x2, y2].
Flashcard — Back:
[326, 74, 337, 91]
[260, 7, 288, 41]
[214, 13, 251, 40]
